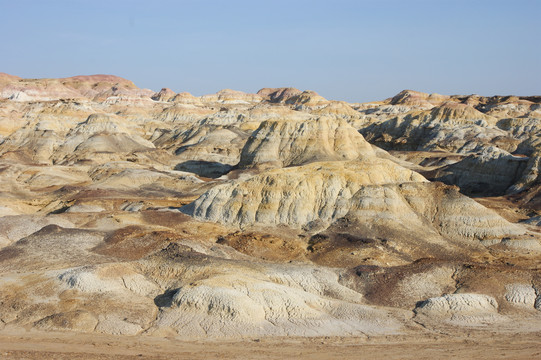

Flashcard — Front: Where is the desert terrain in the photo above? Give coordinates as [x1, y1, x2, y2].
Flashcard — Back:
[0, 73, 540, 358]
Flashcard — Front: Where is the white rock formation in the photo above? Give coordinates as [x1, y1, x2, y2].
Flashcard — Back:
[504, 284, 539, 308]
[415, 293, 503, 325]
[183, 159, 424, 228]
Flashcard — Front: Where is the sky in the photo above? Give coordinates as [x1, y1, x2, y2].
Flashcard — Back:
[0, 0, 539, 102]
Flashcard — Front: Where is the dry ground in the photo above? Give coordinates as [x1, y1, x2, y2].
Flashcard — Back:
[0, 330, 540, 359]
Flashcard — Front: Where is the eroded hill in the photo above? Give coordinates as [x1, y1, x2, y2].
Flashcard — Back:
[0, 74, 540, 338]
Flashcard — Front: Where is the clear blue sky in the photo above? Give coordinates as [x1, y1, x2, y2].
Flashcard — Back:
[1, 0, 539, 102]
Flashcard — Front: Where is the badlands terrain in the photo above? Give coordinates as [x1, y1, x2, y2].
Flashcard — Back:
[0, 73, 540, 358]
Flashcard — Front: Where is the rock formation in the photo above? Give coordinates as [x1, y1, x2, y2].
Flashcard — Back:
[183, 159, 425, 228]
[0, 73, 540, 342]
[238, 117, 374, 169]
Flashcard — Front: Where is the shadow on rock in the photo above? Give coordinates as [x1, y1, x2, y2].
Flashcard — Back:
[174, 160, 232, 178]
[154, 288, 179, 308]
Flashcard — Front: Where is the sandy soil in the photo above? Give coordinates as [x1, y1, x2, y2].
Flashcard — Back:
[0, 330, 540, 359]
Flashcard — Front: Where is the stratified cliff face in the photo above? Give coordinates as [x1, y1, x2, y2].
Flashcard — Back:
[0, 73, 540, 338]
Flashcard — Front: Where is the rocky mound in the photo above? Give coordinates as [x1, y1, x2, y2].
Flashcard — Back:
[427, 102, 497, 125]
[414, 293, 503, 326]
[0, 73, 152, 102]
[0, 72, 22, 82]
[257, 87, 303, 103]
[388, 90, 450, 107]
[341, 182, 526, 240]
[183, 159, 424, 228]
[201, 89, 262, 104]
[360, 105, 513, 153]
[184, 158, 532, 255]
[310, 101, 360, 119]
[151, 88, 176, 102]
[238, 117, 374, 169]
[429, 146, 529, 195]
[281, 91, 328, 111]
[146, 250, 400, 336]
[303, 182, 531, 267]
[171, 92, 204, 105]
